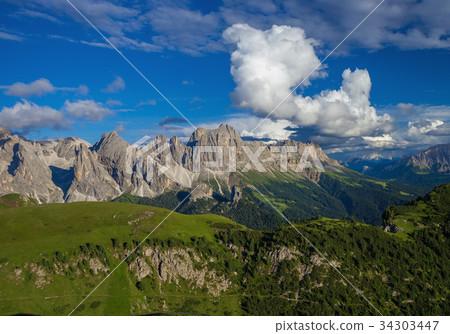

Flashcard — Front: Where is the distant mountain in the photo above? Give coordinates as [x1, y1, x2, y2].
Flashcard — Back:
[344, 156, 395, 174]
[0, 125, 423, 227]
[364, 144, 450, 188]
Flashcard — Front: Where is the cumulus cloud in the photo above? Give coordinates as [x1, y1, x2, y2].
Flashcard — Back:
[427, 122, 450, 136]
[237, 117, 295, 140]
[407, 119, 444, 137]
[361, 134, 405, 149]
[223, 24, 323, 117]
[0, 99, 68, 132]
[224, 24, 392, 138]
[293, 69, 393, 137]
[3, 78, 55, 97]
[63, 100, 113, 121]
[102, 76, 125, 93]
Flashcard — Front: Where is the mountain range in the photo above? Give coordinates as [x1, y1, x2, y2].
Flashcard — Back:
[0, 125, 427, 227]
[361, 143, 450, 188]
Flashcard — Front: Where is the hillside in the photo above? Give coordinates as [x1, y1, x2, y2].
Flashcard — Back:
[0, 193, 37, 209]
[115, 167, 424, 228]
[364, 144, 450, 189]
[0, 190, 448, 316]
[383, 183, 450, 240]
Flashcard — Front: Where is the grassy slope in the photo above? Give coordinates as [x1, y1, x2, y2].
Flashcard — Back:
[114, 168, 425, 230]
[0, 187, 448, 316]
[383, 183, 450, 240]
[0, 201, 240, 316]
[239, 168, 425, 226]
[0, 194, 37, 209]
[367, 162, 450, 189]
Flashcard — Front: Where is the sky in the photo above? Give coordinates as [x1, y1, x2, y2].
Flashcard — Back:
[0, 0, 449, 161]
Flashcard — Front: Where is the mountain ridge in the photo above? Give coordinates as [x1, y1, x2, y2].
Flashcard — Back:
[0, 124, 339, 203]
[0, 125, 425, 226]
[363, 143, 450, 188]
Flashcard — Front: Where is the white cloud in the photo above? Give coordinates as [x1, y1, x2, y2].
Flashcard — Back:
[1, 78, 88, 97]
[102, 76, 125, 93]
[236, 117, 295, 140]
[115, 122, 126, 133]
[223, 24, 323, 117]
[16, 9, 61, 23]
[0, 99, 68, 131]
[361, 134, 404, 149]
[11, 0, 450, 55]
[407, 119, 444, 136]
[107, 36, 162, 53]
[427, 122, 450, 136]
[63, 100, 113, 121]
[222, 0, 450, 52]
[224, 24, 392, 138]
[397, 103, 416, 115]
[147, 6, 223, 55]
[106, 99, 123, 107]
[3, 78, 55, 97]
[76, 84, 89, 95]
[0, 30, 23, 41]
[26, 0, 141, 36]
[293, 69, 392, 137]
[189, 97, 203, 104]
[136, 99, 157, 107]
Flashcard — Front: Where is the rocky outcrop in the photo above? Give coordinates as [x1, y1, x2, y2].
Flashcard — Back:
[130, 246, 232, 296]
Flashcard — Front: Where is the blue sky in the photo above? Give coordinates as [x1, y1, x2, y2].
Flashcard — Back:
[0, 0, 449, 160]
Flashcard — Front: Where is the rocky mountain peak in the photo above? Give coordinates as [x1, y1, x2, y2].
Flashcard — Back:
[92, 131, 126, 150]
[407, 143, 450, 172]
[0, 127, 11, 139]
[187, 123, 244, 147]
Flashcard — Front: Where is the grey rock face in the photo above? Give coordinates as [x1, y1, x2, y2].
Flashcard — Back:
[0, 134, 64, 203]
[407, 143, 450, 173]
[0, 124, 341, 203]
[65, 144, 121, 202]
